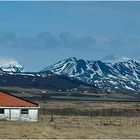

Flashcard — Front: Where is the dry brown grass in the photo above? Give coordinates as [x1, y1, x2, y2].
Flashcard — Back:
[39, 100, 140, 110]
[0, 101, 140, 139]
[0, 115, 139, 139]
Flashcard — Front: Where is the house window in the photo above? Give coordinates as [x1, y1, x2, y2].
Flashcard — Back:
[21, 109, 28, 114]
[0, 109, 4, 114]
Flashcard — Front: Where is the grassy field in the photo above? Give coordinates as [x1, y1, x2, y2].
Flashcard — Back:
[0, 101, 140, 139]
[39, 100, 140, 110]
[0, 115, 139, 139]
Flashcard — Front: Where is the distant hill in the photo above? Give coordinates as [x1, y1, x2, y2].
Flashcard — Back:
[0, 55, 140, 92]
[0, 71, 95, 91]
[0, 59, 25, 72]
[41, 55, 140, 92]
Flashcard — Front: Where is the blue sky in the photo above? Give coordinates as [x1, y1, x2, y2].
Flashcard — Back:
[0, 1, 140, 71]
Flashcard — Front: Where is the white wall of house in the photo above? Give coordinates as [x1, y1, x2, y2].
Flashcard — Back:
[20, 109, 39, 122]
[0, 113, 5, 119]
[4, 109, 10, 120]
[29, 109, 38, 121]
[11, 109, 20, 120]
[0, 107, 39, 122]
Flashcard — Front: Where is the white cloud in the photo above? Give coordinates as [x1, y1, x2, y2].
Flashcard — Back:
[0, 57, 21, 67]
[0, 32, 97, 50]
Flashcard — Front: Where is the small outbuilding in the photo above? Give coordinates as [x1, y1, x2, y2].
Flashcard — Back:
[0, 91, 40, 122]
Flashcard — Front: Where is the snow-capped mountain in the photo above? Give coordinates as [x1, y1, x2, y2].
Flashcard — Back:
[41, 56, 140, 91]
[0, 59, 26, 73]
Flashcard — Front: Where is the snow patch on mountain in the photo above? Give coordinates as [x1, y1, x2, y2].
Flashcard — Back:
[41, 56, 140, 92]
[0, 58, 26, 72]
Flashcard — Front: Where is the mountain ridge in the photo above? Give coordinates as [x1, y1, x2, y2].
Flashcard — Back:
[0, 55, 140, 92]
[0, 59, 26, 72]
[41, 56, 140, 92]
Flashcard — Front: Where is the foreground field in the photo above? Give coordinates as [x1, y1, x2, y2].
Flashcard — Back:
[0, 101, 140, 139]
[0, 115, 139, 139]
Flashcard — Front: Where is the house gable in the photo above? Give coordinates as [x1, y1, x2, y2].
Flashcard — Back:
[0, 91, 39, 107]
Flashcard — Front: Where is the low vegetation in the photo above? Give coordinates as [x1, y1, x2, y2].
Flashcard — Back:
[0, 101, 140, 139]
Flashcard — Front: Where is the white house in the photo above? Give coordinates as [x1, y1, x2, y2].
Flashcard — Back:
[0, 91, 40, 122]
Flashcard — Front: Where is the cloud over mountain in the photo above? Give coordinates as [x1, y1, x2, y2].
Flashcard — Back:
[0, 57, 25, 72]
[0, 32, 140, 62]
[0, 58, 18, 67]
[0, 32, 140, 51]
[0, 32, 97, 50]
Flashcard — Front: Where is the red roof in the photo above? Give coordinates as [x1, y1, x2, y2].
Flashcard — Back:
[0, 92, 38, 107]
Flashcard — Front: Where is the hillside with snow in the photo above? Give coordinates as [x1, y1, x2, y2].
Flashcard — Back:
[0, 58, 26, 73]
[41, 56, 140, 92]
[0, 56, 140, 92]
